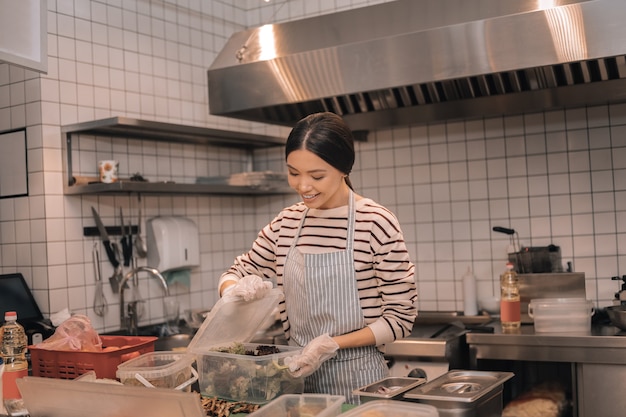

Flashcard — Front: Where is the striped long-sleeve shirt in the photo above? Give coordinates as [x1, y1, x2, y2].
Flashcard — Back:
[220, 197, 418, 346]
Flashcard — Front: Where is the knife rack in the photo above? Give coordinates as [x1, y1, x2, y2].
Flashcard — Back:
[83, 225, 138, 237]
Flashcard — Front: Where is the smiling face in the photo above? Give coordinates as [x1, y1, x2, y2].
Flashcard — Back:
[287, 149, 350, 209]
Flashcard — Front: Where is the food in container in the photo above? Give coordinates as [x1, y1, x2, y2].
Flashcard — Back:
[528, 298, 594, 333]
[194, 341, 303, 403]
[188, 288, 304, 403]
[116, 351, 196, 391]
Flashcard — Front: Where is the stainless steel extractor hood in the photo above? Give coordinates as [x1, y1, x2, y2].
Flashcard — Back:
[208, 0, 626, 131]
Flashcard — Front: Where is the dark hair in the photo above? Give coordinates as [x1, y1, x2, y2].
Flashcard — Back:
[285, 112, 355, 189]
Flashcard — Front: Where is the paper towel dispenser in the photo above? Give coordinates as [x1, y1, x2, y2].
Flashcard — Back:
[146, 217, 200, 272]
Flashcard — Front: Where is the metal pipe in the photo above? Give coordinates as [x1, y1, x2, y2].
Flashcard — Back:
[119, 266, 170, 332]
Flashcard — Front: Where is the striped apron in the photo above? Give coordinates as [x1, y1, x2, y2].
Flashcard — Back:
[283, 191, 388, 404]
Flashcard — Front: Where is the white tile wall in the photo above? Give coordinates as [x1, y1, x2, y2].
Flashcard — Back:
[0, 0, 625, 333]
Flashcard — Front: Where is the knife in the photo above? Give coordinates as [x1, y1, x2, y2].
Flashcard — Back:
[119, 207, 132, 267]
[91, 206, 120, 269]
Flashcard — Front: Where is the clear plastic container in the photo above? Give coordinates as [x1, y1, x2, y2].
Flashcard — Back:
[188, 289, 304, 403]
[341, 400, 439, 417]
[116, 351, 197, 391]
[17, 376, 205, 417]
[194, 342, 304, 403]
[528, 298, 594, 333]
[248, 394, 345, 417]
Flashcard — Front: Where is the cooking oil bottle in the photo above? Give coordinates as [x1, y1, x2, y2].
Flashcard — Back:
[1, 311, 28, 400]
[500, 262, 521, 331]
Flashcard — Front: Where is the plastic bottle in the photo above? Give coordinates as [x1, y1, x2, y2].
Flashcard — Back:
[462, 266, 478, 316]
[1, 311, 28, 400]
[500, 262, 521, 330]
[0, 356, 5, 414]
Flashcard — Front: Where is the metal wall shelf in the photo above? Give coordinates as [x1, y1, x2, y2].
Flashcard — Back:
[62, 117, 290, 195]
[64, 180, 291, 195]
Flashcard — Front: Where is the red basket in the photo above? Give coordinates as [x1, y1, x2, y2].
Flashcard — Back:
[29, 335, 157, 380]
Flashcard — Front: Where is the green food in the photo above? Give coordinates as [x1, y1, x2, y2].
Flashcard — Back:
[201, 343, 303, 403]
[211, 341, 247, 355]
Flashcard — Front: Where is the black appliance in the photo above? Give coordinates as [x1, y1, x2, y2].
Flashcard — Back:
[0, 273, 55, 345]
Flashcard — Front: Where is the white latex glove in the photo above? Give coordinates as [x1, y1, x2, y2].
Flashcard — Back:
[222, 275, 273, 302]
[285, 334, 339, 378]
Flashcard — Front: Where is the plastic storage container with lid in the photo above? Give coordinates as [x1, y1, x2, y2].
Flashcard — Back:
[188, 288, 304, 403]
[116, 351, 197, 391]
[248, 394, 345, 417]
[16, 376, 205, 417]
[340, 399, 439, 417]
[528, 297, 594, 333]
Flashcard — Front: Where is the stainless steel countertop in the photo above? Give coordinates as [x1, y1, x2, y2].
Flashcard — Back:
[467, 322, 626, 364]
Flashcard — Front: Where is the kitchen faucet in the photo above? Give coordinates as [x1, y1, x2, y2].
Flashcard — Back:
[119, 266, 170, 335]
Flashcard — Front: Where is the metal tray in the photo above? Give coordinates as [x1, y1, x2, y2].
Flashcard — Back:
[354, 377, 426, 401]
[404, 370, 514, 403]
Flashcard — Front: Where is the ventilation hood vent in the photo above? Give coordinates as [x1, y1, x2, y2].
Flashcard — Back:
[208, 0, 626, 130]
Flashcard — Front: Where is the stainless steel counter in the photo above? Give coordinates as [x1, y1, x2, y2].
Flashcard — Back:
[467, 321, 626, 417]
[467, 322, 626, 364]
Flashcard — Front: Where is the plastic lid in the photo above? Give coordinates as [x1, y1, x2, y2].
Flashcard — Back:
[529, 298, 591, 308]
[341, 400, 438, 417]
[116, 351, 195, 380]
[5, 311, 17, 321]
[187, 288, 283, 353]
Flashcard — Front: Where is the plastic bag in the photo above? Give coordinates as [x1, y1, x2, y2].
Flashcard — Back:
[34, 314, 103, 352]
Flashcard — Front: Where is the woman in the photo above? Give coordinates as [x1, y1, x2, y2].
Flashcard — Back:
[219, 112, 418, 403]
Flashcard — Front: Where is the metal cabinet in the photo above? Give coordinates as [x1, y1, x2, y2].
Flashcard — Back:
[467, 324, 626, 417]
[577, 363, 626, 417]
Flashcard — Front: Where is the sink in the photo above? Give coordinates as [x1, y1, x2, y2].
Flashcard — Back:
[103, 322, 196, 351]
[154, 333, 192, 351]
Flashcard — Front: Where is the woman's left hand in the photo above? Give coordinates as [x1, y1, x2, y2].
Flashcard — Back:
[285, 333, 339, 378]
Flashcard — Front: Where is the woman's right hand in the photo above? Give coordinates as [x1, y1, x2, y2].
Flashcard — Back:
[221, 275, 272, 302]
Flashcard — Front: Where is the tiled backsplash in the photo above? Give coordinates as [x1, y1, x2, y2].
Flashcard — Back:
[0, 0, 625, 332]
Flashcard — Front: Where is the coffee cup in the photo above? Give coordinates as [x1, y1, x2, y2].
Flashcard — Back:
[98, 160, 119, 183]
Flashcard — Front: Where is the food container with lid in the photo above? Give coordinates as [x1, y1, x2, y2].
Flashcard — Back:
[341, 399, 439, 417]
[17, 376, 205, 417]
[116, 351, 197, 391]
[528, 298, 594, 333]
[404, 370, 514, 417]
[353, 376, 426, 403]
[188, 288, 304, 403]
[248, 394, 345, 417]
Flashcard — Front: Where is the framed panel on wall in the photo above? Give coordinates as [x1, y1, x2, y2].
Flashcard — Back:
[0, 128, 28, 198]
[0, 0, 47, 72]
